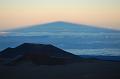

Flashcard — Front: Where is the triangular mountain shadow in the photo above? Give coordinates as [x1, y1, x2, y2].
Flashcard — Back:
[5, 21, 120, 33]
[0, 43, 81, 65]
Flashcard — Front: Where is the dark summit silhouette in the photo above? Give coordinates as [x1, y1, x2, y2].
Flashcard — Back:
[0, 43, 80, 65]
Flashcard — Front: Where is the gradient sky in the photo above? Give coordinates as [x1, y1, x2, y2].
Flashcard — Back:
[0, 0, 120, 30]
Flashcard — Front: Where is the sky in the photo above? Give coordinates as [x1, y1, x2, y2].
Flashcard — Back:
[0, 0, 120, 30]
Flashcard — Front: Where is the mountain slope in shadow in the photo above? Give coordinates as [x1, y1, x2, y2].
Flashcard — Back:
[0, 43, 81, 65]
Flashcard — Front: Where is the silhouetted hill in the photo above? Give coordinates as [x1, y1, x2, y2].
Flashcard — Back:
[0, 43, 80, 65]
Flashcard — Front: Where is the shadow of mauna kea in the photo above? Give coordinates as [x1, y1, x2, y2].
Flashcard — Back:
[0, 43, 80, 65]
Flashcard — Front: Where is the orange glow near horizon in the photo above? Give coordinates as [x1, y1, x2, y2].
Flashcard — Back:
[0, 0, 120, 30]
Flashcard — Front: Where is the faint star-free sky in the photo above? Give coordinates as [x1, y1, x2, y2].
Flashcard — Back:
[0, 0, 120, 30]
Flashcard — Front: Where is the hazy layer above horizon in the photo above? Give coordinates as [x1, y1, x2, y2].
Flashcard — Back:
[0, 0, 120, 30]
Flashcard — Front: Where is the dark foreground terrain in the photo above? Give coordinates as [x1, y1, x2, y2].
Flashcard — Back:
[0, 43, 120, 79]
[0, 61, 120, 79]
